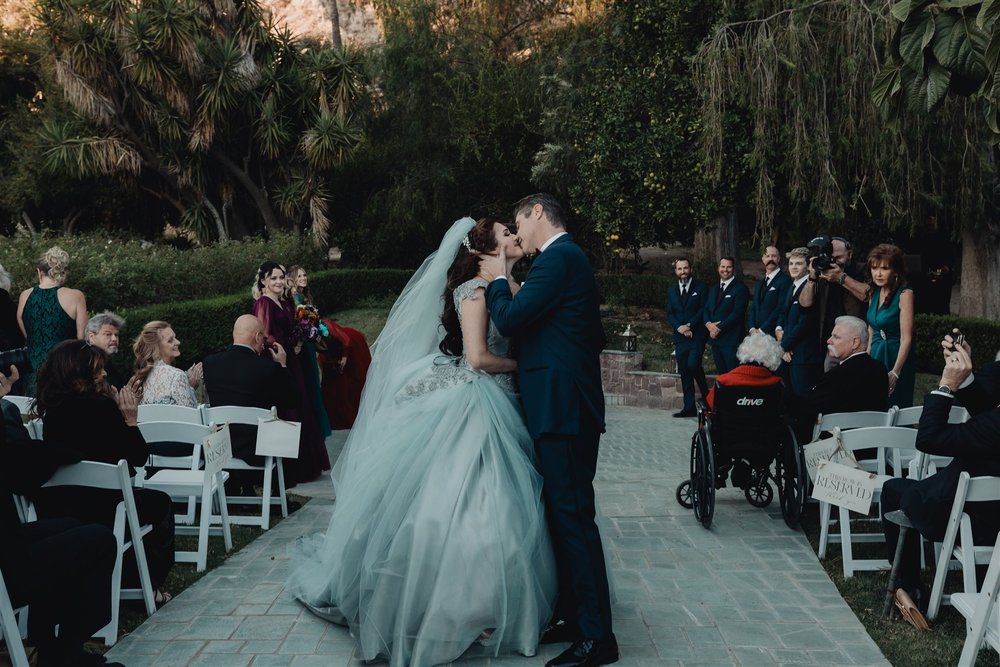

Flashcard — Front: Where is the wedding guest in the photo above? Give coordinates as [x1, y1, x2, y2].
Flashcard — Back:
[16, 247, 87, 395]
[866, 243, 916, 408]
[666, 256, 709, 418]
[252, 262, 330, 483]
[879, 333, 1000, 627]
[1, 365, 125, 667]
[31, 340, 175, 604]
[86, 311, 126, 390]
[287, 265, 332, 438]
[319, 318, 371, 429]
[131, 320, 202, 407]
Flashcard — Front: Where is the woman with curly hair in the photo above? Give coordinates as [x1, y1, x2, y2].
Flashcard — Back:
[16, 247, 88, 395]
[131, 320, 202, 408]
[288, 217, 556, 666]
[866, 243, 916, 408]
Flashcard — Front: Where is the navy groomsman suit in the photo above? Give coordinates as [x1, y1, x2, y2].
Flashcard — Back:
[703, 278, 749, 375]
[748, 270, 792, 336]
[776, 277, 824, 396]
[667, 277, 709, 414]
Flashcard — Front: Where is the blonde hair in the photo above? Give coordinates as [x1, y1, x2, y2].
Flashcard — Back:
[132, 321, 173, 393]
[37, 246, 70, 285]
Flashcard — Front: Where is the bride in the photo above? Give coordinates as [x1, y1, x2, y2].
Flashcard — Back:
[287, 217, 557, 666]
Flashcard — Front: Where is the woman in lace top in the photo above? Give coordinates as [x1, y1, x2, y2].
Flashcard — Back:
[131, 321, 202, 407]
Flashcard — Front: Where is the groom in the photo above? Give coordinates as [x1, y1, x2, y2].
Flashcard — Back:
[482, 194, 617, 667]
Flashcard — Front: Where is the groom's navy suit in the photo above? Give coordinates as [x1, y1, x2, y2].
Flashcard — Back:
[487, 233, 613, 642]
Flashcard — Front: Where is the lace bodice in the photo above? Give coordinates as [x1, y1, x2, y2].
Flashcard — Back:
[398, 278, 515, 400]
[139, 360, 197, 407]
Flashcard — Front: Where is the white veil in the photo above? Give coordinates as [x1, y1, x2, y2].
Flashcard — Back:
[329, 217, 475, 492]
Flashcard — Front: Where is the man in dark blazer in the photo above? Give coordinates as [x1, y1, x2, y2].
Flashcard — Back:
[202, 314, 297, 466]
[788, 315, 888, 440]
[879, 336, 1000, 611]
[666, 257, 708, 418]
[775, 247, 824, 397]
[703, 256, 749, 375]
[747, 245, 792, 337]
[483, 193, 616, 667]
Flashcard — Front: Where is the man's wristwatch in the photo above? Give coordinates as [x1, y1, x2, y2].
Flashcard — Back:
[837, 274, 847, 286]
[936, 384, 954, 396]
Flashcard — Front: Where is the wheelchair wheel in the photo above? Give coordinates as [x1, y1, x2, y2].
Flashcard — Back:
[744, 468, 773, 508]
[776, 426, 805, 529]
[675, 480, 694, 509]
[691, 429, 715, 528]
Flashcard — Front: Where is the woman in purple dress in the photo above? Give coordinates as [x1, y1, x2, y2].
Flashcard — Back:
[252, 261, 330, 483]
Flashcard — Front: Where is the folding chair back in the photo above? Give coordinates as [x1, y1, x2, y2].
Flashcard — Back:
[139, 421, 209, 469]
[928, 473, 1000, 620]
[812, 409, 894, 442]
[2, 395, 32, 416]
[894, 405, 970, 428]
[35, 459, 156, 645]
[137, 403, 205, 424]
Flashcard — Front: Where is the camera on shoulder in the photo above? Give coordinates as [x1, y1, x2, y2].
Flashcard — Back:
[0, 347, 30, 374]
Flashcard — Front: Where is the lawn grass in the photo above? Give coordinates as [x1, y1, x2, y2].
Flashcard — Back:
[324, 295, 395, 344]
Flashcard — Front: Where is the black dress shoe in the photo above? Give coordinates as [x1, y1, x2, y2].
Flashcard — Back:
[540, 619, 582, 644]
[545, 636, 619, 667]
[672, 409, 696, 418]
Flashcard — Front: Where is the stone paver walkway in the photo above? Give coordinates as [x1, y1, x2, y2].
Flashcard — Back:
[106, 407, 890, 667]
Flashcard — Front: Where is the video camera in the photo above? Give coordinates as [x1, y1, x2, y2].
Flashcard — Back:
[0, 347, 30, 375]
[806, 234, 836, 274]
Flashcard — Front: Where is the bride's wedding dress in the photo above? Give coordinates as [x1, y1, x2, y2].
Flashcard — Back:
[287, 220, 556, 666]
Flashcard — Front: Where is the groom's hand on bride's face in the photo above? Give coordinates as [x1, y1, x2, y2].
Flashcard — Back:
[478, 245, 506, 281]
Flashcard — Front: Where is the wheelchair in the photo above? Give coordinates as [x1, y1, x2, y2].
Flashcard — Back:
[675, 381, 805, 530]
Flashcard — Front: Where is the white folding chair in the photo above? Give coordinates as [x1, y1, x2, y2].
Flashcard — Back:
[201, 405, 287, 530]
[814, 410, 896, 559]
[894, 404, 970, 428]
[927, 473, 1000, 620]
[28, 459, 156, 646]
[2, 395, 32, 416]
[829, 426, 919, 577]
[137, 403, 205, 424]
[141, 422, 233, 571]
[955, 532, 1000, 666]
[25, 419, 42, 441]
[0, 569, 30, 667]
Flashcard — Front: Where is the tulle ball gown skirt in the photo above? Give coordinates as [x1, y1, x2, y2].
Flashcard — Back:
[287, 366, 556, 666]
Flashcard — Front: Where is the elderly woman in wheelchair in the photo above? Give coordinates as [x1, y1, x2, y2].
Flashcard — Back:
[676, 332, 804, 529]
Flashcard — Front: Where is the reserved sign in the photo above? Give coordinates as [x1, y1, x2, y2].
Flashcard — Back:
[811, 460, 878, 515]
[803, 436, 862, 483]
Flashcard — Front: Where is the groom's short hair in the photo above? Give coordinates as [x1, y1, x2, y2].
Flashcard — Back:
[514, 193, 566, 229]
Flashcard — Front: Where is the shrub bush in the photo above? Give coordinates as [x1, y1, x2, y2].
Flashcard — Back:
[913, 313, 1000, 374]
[0, 230, 326, 311]
[597, 273, 670, 307]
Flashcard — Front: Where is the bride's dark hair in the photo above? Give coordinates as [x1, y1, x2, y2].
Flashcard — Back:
[439, 217, 508, 356]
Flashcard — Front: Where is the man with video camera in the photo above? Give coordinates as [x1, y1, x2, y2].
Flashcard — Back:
[798, 235, 868, 370]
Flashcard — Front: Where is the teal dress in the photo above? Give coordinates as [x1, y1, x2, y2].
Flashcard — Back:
[293, 292, 332, 438]
[867, 286, 915, 408]
[21, 286, 77, 395]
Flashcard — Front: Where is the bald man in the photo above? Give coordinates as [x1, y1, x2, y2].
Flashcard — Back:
[202, 315, 297, 466]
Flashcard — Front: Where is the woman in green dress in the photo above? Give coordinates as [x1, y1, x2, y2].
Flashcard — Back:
[288, 265, 332, 439]
[865, 243, 916, 408]
[16, 247, 88, 395]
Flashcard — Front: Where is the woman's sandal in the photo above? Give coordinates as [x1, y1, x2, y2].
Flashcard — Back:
[895, 588, 929, 630]
[154, 589, 173, 607]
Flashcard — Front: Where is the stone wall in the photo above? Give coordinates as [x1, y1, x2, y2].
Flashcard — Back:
[601, 350, 685, 411]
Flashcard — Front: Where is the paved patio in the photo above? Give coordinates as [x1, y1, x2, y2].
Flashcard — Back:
[105, 407, 890, 666]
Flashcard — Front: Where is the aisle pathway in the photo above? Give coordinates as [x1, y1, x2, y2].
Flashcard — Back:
[106, 407, 889, 666]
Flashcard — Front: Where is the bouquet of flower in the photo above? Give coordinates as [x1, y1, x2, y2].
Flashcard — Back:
[292, 304, 329, 343]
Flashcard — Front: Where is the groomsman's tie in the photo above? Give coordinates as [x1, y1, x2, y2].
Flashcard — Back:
[717, 283, 724, 304]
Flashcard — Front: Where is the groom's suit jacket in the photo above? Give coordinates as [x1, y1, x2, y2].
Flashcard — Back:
[486, 234, 606, 440]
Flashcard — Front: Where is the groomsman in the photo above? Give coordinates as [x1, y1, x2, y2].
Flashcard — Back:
[666, 257, 708, 418]
[775, 247, 824, 396]
[747, 245, 792, 336]
[704, 256, 749, 375]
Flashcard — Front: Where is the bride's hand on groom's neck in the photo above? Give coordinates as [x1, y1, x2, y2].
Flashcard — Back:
[478, 246, 507, 281]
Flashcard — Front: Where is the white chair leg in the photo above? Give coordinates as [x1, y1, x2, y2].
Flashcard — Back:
[195, 481, 212, 572]
[276, 458, 288, 518]
[216, 473, 233, 552]
[0, 573, 30, 667]
[97, 535, 125, 646]
[839, 505, 855, 578]
[818, 501, 831, 559]
[260, 458, 273, 531]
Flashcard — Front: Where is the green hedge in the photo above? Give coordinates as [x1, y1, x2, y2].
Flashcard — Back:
[0, 230, 326, 311]
[596, 273, 670, 307]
